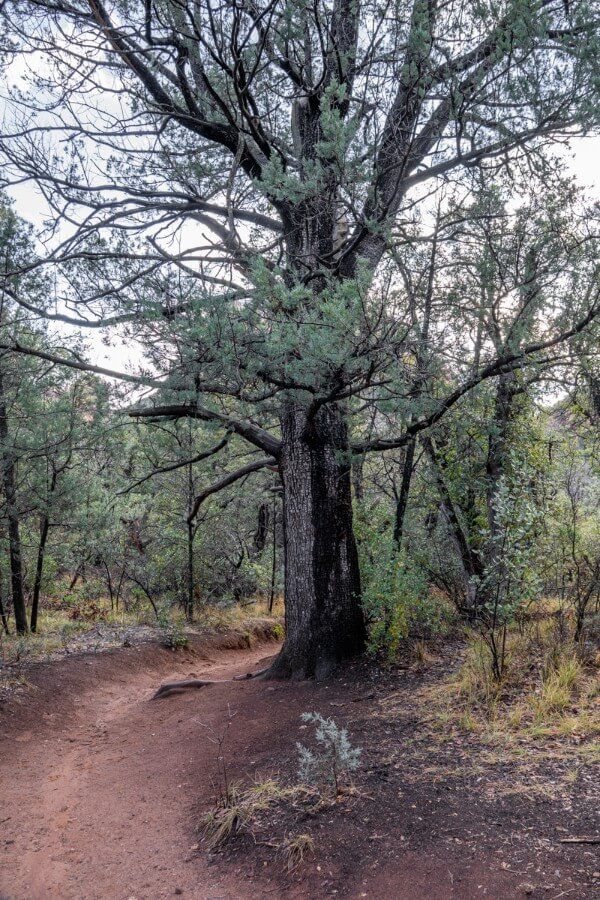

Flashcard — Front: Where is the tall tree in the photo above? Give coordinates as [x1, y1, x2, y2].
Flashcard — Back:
[1, 0, 600, 674]
[0, 365, 26, 633]
[0, 200, 46, 633]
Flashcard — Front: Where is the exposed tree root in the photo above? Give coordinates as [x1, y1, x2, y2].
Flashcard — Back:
[152, 679, 223, 699]
[232, 667, 269, 681]
[152, 667, 270, 699]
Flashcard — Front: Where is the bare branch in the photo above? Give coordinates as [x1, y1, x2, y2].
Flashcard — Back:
[188, 456, 278, 523]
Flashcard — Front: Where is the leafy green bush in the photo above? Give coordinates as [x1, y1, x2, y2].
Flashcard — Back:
[156, 604, 188, 650]
[358, 515, 453, 661]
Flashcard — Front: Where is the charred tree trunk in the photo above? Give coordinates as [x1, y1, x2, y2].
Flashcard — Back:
[0, 371, 27, 635]
[267, 402, 365, 679]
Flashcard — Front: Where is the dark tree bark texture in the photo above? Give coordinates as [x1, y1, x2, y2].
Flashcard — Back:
[268, 402, 365, 678]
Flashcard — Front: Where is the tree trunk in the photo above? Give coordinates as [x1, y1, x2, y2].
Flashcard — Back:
[30, 513, 50, 632]
[68, 567, 82, 591]
[422, 436, 482, 621]
[267, 402, 365, 679]
[268, 495, 277, 615]
[485, 372, 518, 541]
[0, 567, 9, 634]
[186, 520, 195, 622]
[393, 438, 416, 549]
[30, 466, 58, 633]
[186, 457, 195, 622]
[0, 371, 27, 635]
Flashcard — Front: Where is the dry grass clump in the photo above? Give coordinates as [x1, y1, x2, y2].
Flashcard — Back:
[411, 639, 439, 666]
[531, 654, 583, 722]
[200, 777, 319, 874]
[452, 635, 503, 712]
[281, 833, 315, 871]
[426, 614, 599, 744]
[201, 777, 304, 849]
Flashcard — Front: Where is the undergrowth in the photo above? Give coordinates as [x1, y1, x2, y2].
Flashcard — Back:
[0, 596, 283, 671]
[201, 777, 310, 849]
[426, 613, 599, 745]
[200, 712, 361, 874]
[194, 597, 284, 631]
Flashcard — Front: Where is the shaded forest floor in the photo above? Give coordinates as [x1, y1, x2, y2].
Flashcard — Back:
[0, 628, 598, 900]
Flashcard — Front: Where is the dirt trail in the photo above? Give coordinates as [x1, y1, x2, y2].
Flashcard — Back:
[1, 636, 597, 900]
[0, 638, 287, 900]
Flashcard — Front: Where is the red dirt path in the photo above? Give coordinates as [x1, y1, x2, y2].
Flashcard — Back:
[0, 634, 597, 899]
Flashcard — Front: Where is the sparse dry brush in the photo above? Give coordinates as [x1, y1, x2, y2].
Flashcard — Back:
[199, 712, 362, 873]
[426, 611, 599, 747]
[201, 778, 307, 849]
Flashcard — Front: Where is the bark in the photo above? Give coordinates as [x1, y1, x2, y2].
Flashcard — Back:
[30, 467, 58, 632]
[268, 496, 277, 615]
[0, 569, 9, 634]
[68, 567, 82, 591]
[186, 520, 195, 622]
[30, 514, 50, 633]
[103, 561, 115, 610]
[0, 370, 27, 634]
[485, 372, 518, 540]
[186, 459, 195, 622]
[422, 436, 482, 620]
[267, 402, 365, 679]
[423, 372, 520, 623]
[252, 502, 270, 557]
[393, 438, 416, 549]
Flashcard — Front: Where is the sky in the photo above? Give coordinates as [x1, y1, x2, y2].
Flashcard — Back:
[568, 136, 600, 196]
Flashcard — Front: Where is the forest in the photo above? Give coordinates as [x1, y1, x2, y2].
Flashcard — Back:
[0, 0, 599, 898]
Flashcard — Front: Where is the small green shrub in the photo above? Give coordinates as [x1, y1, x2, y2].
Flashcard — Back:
[156, 605, 188, 650]
[272, 622, 285, 640]
[4, 635, 31, 664]
[296, 712, 361, 794]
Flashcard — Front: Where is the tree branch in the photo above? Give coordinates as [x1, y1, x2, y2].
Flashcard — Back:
[188, 456, 277, 523]
[0, 340, 163, 387]
[355, 288, 600, 454]
[117, 433, 231, 494]
[129, 403, 281, 457]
